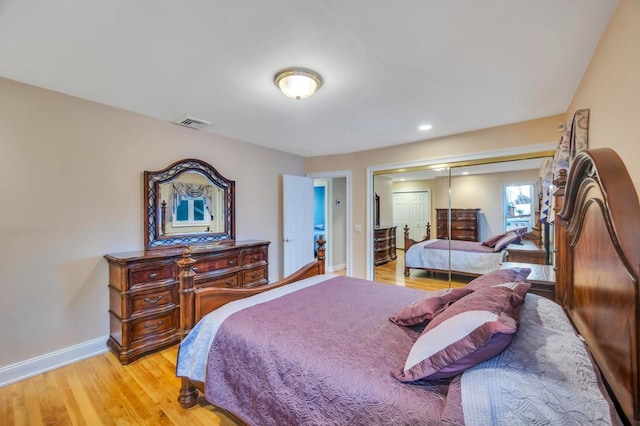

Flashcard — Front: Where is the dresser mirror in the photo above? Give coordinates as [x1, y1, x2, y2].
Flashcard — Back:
[144, 158, 235, 250]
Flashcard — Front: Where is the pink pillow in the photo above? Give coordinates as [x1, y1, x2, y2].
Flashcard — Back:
[466, 267, 531, 292]
[493, 232, 521, 251]
[393, 283, 528, 382]
[390, 287, 473, 326]
[481, 231, 509, 247]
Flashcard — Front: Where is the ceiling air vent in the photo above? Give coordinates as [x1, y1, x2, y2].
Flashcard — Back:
[173, 116, 212, 130]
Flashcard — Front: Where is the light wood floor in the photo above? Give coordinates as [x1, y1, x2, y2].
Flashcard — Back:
[1, 250, 470, 425]
[373, 249, 471, 291]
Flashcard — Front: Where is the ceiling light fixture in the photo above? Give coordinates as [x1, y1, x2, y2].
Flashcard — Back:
[274, 67, 323, 100]
[419, 124, 433, 131]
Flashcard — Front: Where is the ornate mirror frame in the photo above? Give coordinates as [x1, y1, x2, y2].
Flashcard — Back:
[144, 158, 235, 250]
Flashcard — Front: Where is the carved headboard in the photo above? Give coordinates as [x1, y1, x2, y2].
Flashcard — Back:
[554, 148, 640, 424]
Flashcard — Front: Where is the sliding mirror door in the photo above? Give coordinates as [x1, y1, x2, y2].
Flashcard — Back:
[373, 153, 553, 286]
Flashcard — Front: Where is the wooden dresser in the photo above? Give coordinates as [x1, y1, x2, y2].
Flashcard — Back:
[105, 240, 269, 364]
[436, 208, 480, 241]
[374, 226, 397, 266]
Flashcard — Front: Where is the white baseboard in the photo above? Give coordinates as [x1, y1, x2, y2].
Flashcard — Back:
[327, 263, 346, 273]
[0, 335, 109, 387]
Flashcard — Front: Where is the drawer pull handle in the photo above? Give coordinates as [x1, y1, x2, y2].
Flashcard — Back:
[224, 280, 235, 286]
[252, 255, 259, 260]
[250, 272, 260, 278]
[228, 260, 236, 266]
[144, 320, 163, 330]
[149, 273, 158, 279]
[144, 296, 164, 304]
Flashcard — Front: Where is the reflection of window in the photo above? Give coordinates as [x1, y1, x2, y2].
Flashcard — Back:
[172, 182, 213, 227]
[174, 198, 210, 226]
[504, 183, 534, 232]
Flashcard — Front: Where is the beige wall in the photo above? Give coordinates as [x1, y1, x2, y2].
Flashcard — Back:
[306, 115, 563, 278]
[447, 169, 540, 240]
[566, 0, 640, 191]
[330, 177, 347, 269]
[390, 169, 539, 241]
[0, 78, 305, 367]
[373, 175, 394, 226]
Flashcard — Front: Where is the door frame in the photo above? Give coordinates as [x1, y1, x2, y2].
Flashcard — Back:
[307, 170, 352, 277]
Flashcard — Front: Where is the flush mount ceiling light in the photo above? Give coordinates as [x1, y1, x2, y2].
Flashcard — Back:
[274, 67, 323, 100]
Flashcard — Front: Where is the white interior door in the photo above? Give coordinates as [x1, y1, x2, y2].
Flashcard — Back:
[283, 174, 314, 276]
[393, 191, 430, 249]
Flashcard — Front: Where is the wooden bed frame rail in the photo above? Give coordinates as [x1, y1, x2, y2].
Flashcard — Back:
[403, 223, 431, 276]
[176, 236, 327, 409]
[554, 148, 640, 425]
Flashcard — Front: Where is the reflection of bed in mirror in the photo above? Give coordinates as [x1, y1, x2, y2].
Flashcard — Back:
[403, 225, 508, 277]
[174, 148, 639, 424]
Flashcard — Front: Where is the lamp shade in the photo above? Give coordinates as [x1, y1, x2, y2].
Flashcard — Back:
[274, 68, 323, 100]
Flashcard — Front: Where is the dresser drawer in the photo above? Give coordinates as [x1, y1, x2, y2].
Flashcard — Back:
[243, 266, 267, 288]
[243, 248, 267, 266]
[196, 272, 239, 289]
[194, 254, 241, 275]
[450, 221, 476, 229]
[131, 286, 176, 317]
[130, 309, 179, 345]
[129, 263, 175, 289]
[452, 211, 478, 220]
[375, 240, 390, 250]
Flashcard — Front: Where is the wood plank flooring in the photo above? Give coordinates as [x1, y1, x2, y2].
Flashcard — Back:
[1, 250, 470, 425]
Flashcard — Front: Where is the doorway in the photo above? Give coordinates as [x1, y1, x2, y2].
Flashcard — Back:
[308, 171, 352, 276]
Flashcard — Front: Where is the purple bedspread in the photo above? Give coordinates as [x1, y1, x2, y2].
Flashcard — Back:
[204, 276, 464, 425]
[425, 239, 496, 253]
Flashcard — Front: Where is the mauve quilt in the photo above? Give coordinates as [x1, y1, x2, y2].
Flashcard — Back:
[203, 276, 464, 425]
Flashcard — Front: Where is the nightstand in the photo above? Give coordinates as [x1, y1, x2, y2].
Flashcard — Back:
[500, 261, 555, 301]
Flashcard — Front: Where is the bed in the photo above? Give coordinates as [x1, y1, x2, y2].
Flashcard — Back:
[403, 232, 508, 277]
[175, 147, 639, 425]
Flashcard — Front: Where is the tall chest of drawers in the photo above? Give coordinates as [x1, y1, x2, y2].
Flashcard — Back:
[374, 226, 397, 266]
[436, 208, 480, 241]
[105, 240, 269, 364]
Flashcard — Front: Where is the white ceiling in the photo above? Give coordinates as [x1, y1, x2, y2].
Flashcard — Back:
[0, 0, 617, 157]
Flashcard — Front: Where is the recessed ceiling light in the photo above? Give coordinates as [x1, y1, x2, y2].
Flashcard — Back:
[462, 172, 469, 175]
[418, 124, 433, 131]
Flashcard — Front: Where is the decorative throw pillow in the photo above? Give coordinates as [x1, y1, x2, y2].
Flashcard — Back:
[490, 281, 531, 325]
[393, 285, 527, 382]
[481, 231, 509, 247]
[390, 287, 474, 326]
[466, 267, 531, 292]
[494, 232, 521, 251]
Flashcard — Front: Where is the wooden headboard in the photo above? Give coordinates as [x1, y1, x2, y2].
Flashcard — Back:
[554, 148, 640, 425]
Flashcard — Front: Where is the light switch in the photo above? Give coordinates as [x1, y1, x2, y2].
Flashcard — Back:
[354, 224, 362, 232]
